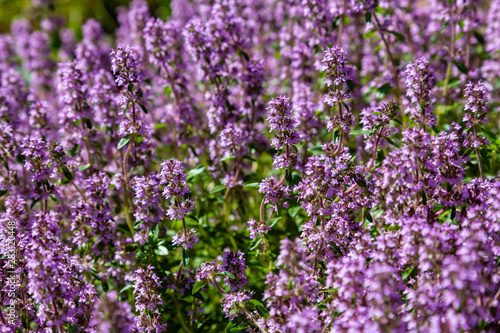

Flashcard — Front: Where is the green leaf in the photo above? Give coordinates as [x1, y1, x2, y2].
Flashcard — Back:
[249, 237, 263, 251]
[420, 190, 427, 205]
[154, 246, 169, 256]
[139, 104, 148, 114]
[119, 284, 133, 294]
[453, 60, 468, 75]
[118, 135, 131, 150]
[240, 50, 250, 61]
[402, 267, 415, 281]
[136, 88, 143, 98]
[431, 126, 441, 134]
[333, 129, 340, 143]
[192, 280, 206, 295]
[221, 271, 235, 279]
[78, 164, 91, 171]
[150, 224, 159, 241]
[83, 118, 92, 129]
[0, 189, 7, 197]
[62, 166, 73, 181]
[473, 31, 485, 45]
[365, 11, 372, 23]
[249, 299, 265, 307]
[70, 144, 80, 157]
[187, 165, 205, 180]
[350, 130, 372, 135]
[447, 77, 461, 88]
[210, 185, 227, 194]
[153, 123, 167, 129]
[385, 137, 399, 147]
[363, 208, 373, 222]
[30, 199, 39, 209]
[249, 299, 270, 317]
[135, 135, 143, 144]
[288, 205, 301, 218]
[455, 31, 464, 41]
[440, 21, 449, 34]
[355, 176, 367, 189]
[268, 217, 281, 228]
[376, 83, 392, 98]
[182, 250, 191, 266]
[186, 214, 199, 223]
[451, 206, 456, 220]
[393, 118, 403, 125]
[242, 155, 256, 162]
[363, 30, 377, 39]
[346, 80, 355, 92]
[479, 126, 496, 141]
[225, 322, 236, 333]
[308, 145, 323, 155]
[387, 30, 405, 42]
[245, 182, 261, 188]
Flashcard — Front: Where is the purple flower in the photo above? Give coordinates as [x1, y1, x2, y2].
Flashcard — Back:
[267, 96, 296, 133]
[485, 0, 500, 54]
[463, 81, 489, 128]
[82, 19, 103, 43]
[21, 136, 54, 183]
[129, 265, 166, 333]
[172, 229, 199, 250]
[219, 123, 248, 158]
[221, 250, 249, 292]
[286, 307, 321, 333]
[266, 96, 300, 168]
[26, 211, 97, 330]
[259, 177, 290, 209]
[247, 219, 271, 240]
[57, 60, 89, 122]
[160, 159, 196, 221]
[90, 291, 135, 333]
[196, 260, 223, 282]
[321, 46, 353, 88]
[71, 172, 115, 255]
[321, 46, 355, 132]
[110, 44, 142, 87]
[132, 174, 164, 226]
[159, 159, 190, 200]
[143, 18, 177, 66]
[220, 290, 253, 320]
[404, 57, 437, 127]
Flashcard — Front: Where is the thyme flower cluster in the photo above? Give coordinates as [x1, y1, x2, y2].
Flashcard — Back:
[0, 0, 500, 332]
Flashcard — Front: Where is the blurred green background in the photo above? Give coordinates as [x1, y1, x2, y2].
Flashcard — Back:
[0, 0, 172, 34]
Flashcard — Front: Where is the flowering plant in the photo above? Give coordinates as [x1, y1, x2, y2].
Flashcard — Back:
[1, 0, 500, 332]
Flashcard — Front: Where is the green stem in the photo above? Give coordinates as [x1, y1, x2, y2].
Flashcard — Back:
[337, 0, 348, 45]
[259, 197, 265, 223]
[474, 125, 484, 178]
[223, 161, 240, 250]
[373, 13, 402, 104]
[122, 134, 135, 236]
[174, 290, 192, 333]
[442, 19, 456, 101]
[71, 180, 87, 202]
[174, 263, 193, 333]
[238, 305, 267, 333]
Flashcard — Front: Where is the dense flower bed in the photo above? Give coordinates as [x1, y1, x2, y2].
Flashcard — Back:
[1, 0, 500, 332]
